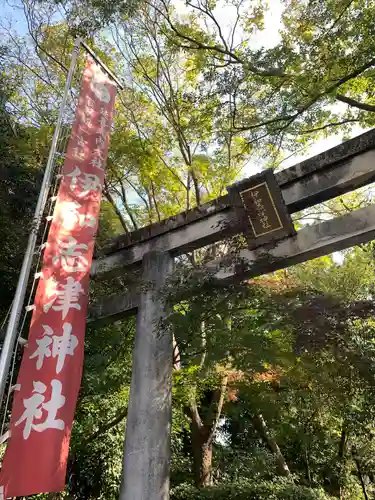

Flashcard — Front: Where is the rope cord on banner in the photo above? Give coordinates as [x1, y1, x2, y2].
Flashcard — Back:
[0, 56, 86, 440]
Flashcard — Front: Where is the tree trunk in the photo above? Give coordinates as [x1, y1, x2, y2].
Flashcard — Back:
[337, 427, 347, 498]
[304, 446, 312, 486]
[191, 419, 213, 488]
[354, 455, 369, 500]
[191, 169, 201, 206]
[325, 426, 347, 498]
[185, 373, 227, 488]
[253, 413, 291, 477]
[104, 188, 129, 233]
[119, 180, 138, 230]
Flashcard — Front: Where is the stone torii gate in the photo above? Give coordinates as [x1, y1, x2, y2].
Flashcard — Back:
[88, 129, 375, 500]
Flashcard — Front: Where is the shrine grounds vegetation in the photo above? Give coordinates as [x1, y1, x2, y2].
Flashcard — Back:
[2, 0, 375, 498]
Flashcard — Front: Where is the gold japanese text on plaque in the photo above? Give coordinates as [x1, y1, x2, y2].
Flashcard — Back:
[227, 170, 295, 249]
[240, 182, 283, 237]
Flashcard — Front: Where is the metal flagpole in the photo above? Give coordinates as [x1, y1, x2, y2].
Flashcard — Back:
[0, 37, 81, 409]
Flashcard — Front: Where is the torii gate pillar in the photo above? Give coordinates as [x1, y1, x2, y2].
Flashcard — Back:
[120, 250, 173, 500]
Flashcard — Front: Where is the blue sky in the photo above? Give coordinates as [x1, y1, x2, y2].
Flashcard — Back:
[1, 0, 28, 36]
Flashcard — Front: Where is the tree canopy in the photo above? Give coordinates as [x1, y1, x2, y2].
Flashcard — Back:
[1, 0, 375, 499]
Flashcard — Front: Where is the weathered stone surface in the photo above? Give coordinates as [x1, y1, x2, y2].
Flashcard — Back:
[212, 203, 375, 283]
[90, 204, 375, 323]
[281, 149, 375, 212]
[91, 210, 233, 279]
[87, 291, 138, 325]
[120, 251, 173, 500]
[96, 195, 230, 257]
[275, 128, 375, 186]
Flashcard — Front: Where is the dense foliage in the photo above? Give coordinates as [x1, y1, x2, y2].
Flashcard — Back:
[171, 480, 332, 500]
[1, 1, 375, 499]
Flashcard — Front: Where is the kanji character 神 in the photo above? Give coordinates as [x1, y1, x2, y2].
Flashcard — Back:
[30, 323, 79, 373]
[43, 276, 85, 319]
[15, 380, 65, 439]
[66, 166, 102, 198]
[52, 235, 89, 273]
[56, 200, 97, 231]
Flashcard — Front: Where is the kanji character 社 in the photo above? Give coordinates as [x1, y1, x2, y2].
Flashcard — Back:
[56, 200, 97, 231]
[15, 380, 65, 439]
[29, 323, 79, 373]
[52, 235, 89, 273]
[93, 147, 104, 163]
[43, 276, 84, 319]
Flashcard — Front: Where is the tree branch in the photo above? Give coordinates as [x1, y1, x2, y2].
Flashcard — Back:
[326, 57, 375, 94]
[252, 413, 291, 477]
[83, 406, 128, 445]
[336, 94, 375, 112]
[22, 0, 69, 74]
[154, 0, 285, 77]
[301, 118, 359, 134]
[118, 179, 138, 230]
[185, 398, 204, 430]
[328, 0, 355, 31]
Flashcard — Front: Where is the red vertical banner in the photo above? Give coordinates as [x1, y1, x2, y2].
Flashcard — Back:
[0, 57, 117, 498]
